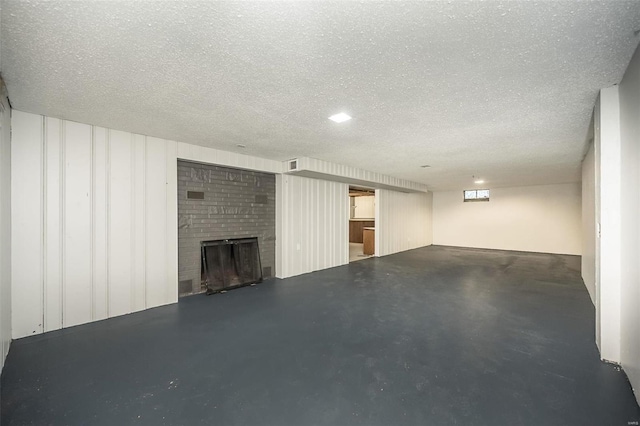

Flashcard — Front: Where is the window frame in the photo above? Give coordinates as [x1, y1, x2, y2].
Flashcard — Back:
[463, 189, 490, 202]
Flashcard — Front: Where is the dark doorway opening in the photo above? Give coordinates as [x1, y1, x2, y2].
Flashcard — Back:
[201, 238, 263, 294]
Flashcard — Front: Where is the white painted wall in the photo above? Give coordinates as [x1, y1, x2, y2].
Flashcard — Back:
[375, 190, 433, 257]
[0, 84, 12, 376]
[11, 111, 178, 338]
[432, 184, 582, 255]
[353, 195, 375, 218]
[581, 141, 596, 305]
[276, 174, 349, 278]
[593, 95, 603, 352]
[10, 110, 431, 337]
[596, 87, 622, 363]
[618, 43, 640, 405]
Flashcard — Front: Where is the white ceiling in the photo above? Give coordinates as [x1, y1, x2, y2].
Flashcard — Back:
[2, 1, 640, 191]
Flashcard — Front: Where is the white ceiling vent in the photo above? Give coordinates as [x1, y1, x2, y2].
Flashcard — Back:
[288, 159, 299, 172]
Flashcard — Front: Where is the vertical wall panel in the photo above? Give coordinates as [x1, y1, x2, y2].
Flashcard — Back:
[617, 43, 640, 405]
[92, 127, 109, 321]
[132, 135, 146, 312]
[275, 175, 283, 277]
[11, 111, 279, 339]
[376, 190, 433, 258]
[63, 121, 93, 327]
[145, 137, 169, 307]
[597, 87, 622, 363]
[108, 130, 134, 318]
[0, 85, 12, 369]
[582, 137, 597, 305]
[11, 111, 44, 337]
[276, 175, 348, 278]
[165, 140, 179, 304]
[43, 117, 63, 331]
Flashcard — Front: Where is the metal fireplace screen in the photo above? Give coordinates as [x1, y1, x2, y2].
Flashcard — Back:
[201, 238, 263, 294]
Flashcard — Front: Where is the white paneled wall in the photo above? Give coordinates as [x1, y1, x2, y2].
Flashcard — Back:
[10, 110, 435, 337]
[375, 190, 433, 257]
[276, 174, 349, 278]
[11, 112, 43, 337]
[582, 141, 596, 305]
[11, 111, 178, 338]
[617, 44, 640, 405]
[0, 87, 12, 372]
[594, 89, 622, 363]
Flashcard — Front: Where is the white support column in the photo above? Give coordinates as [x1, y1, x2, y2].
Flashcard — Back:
[596, 86, 622, 363]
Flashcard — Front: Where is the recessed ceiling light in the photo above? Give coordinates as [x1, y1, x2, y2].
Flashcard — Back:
[328, 112, 352, 123]
[474, 180, 485, 184]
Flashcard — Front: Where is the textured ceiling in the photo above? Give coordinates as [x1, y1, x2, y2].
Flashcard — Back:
[2, 1, 640, 190]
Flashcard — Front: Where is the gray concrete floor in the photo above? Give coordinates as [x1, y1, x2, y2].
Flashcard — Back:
[2, 246, 639, 425]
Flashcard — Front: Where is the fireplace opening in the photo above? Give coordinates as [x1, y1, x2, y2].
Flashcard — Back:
[201, 237, 263, 295]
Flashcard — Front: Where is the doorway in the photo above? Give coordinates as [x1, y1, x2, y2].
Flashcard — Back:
[348, 187, 376, 262]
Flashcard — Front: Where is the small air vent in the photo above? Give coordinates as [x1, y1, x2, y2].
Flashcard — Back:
[187, 191, 204, 200]
[255, 195, 268, 204]
[288, 159, 298, 171]
[263, 266, 272, 278]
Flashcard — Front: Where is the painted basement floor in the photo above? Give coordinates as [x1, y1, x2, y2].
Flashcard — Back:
[2, 246, 639, 426]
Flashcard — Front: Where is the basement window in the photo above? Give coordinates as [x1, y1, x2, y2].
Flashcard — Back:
[464, 189, 490, 202]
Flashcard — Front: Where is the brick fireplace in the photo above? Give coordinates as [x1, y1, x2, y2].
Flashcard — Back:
[177, 161, 276, 296]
